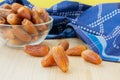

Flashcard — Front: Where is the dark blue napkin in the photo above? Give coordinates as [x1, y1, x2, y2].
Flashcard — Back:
[0, 0, 120, 62]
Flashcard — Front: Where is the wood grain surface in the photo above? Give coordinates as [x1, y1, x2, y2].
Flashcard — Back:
[0, 38, 120, 80]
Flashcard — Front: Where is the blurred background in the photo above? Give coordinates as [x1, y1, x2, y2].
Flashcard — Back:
[29, 0, 120, 8]
[0, 0, 120, 8]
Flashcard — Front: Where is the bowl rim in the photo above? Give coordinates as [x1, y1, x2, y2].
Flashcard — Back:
[0, 16, 53, 27]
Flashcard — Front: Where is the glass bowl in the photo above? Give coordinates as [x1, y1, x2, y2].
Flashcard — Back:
[0, 16, 53, 48]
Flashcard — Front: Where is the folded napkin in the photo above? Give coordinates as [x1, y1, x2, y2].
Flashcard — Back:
[0, 0, 120, 62]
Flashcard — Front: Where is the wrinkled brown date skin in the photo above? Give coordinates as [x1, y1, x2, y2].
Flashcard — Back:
[32, 8, 48, 32]
[1, 3, 12, 9]
[81, 49, 102, 64]
[11, 3, 23, 12]
[66, 45, 87, 56]
[41, 40, 69, 67]
[12, 26, 32, 43]
[58, 40, 69, 51]
[32, 6, 50, 22]
[1, 27, 25, 45]
[24, 44, 50, 57]
[0, 16, 6, 24]
[32, 7, 44, 15]
[9, 38, 24, 45]
[41, 52, 56, 67]
[32, 9, 42, 24]
[7, 13, 21, 25]
[41, 11, 50, 22]
[52, 46, 69, 72]
[17, 6, 32, 20]
[39, 8, 49, 22]
[1, 28, 15, 39]
[22, 18, 38, 35]
[0, 8, 14, 18]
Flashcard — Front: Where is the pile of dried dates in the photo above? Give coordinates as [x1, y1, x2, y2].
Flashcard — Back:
[0, 3, 50, 45]
[24, 40, 102, 73]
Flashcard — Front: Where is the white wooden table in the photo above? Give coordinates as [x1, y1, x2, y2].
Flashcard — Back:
[0, 38, 120, 80]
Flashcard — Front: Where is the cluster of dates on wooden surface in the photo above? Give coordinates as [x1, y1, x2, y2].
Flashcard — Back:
[0, 3, 50, 45]
[24, 40, 102, 73]
[0, 3, 102, 73]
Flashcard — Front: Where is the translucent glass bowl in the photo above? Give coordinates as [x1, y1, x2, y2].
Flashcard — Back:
[0, 16, 53, 48]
